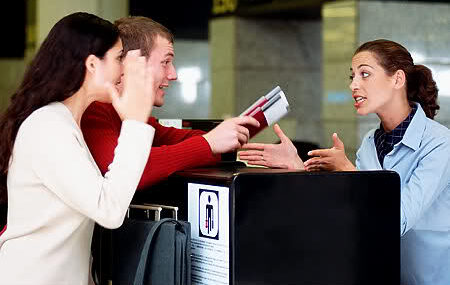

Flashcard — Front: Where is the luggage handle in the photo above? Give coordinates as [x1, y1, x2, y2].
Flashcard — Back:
[143, 203, 178, 220]
[127, 204, 162, 221]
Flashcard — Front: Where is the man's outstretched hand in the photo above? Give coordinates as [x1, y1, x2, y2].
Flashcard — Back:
[239, 124, 304, 170]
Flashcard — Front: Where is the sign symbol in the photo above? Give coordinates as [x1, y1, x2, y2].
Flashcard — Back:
[205, 195, 215, 233]
[199, 190, 219, 239]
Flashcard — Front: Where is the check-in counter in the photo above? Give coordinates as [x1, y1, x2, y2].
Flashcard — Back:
[134, 165, 400, 285]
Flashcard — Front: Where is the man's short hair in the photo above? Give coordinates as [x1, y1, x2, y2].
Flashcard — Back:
[114, 16, 174, 57]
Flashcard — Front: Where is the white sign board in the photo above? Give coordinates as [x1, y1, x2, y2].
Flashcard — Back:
[188, 183, 230, 285]
[158, 119, 183, 129]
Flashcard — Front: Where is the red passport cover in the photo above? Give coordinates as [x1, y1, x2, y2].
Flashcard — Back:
[246, 108, 269, 138]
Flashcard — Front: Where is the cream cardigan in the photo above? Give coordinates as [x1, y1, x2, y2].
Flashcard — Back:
[0, 102, 154, 284]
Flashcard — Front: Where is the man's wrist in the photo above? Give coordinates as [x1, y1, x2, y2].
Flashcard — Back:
[202, 134, 215, 154]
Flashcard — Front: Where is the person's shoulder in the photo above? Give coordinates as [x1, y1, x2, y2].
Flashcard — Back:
[20, 102, 76, 138]
[147, 116, 159, 127]
[15, 103, 82, 162]
[81, 102, 123, 133]
[422, 118, 450, 148]
[23, 102, 71, 127]
[414, 103, 449, 141]
[424, 118, 450, 139]
[85, 101, 116, 116]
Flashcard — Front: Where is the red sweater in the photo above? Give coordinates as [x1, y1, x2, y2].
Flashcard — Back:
[81, 102, 220, 190]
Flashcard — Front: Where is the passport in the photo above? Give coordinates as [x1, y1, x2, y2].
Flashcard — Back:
[240, 86, 290, 138]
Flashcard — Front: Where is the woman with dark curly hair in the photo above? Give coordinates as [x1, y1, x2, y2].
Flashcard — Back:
[0, 12, 156, 284]
[240, 39, 450, 285]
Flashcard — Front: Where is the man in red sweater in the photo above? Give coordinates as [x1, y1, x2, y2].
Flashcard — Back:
[81, 16, 258, 190]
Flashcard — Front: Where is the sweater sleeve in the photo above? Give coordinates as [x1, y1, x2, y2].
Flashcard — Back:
[32, 119, 154, 229]
[148, 117, 206, 145]
[138, 135, 219, 188]
[140, 117, 220, 188]
[81, 103, 220, 190]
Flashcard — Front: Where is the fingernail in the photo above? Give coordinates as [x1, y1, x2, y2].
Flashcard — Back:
[307, 151, 312, 156]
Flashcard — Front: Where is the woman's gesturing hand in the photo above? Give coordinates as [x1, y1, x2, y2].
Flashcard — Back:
[304, 133, 356, 171]
[108, 49, 155, 122]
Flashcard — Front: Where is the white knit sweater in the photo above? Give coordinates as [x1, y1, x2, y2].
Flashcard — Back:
[0, 102, 154, 284]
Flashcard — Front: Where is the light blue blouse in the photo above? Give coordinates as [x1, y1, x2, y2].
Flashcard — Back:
[356, 103, 450, 285]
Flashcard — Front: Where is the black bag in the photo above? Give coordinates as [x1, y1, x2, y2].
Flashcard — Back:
[92, 204, 191, 285]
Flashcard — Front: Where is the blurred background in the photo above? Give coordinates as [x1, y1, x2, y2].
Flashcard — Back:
[1, 0, 449, 162]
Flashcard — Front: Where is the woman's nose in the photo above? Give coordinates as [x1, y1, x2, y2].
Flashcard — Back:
[349, 78, 358, 91]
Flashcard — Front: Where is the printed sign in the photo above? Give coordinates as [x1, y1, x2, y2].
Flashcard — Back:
[188, 183, 229, 285]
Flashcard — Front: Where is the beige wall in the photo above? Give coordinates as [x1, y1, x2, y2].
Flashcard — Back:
[210, 16, 323, 144]
[0, 0, 128, 112]
[210, 17, 237, 119]
[37, 0, 128, 45]
[322, 0, 358, 161]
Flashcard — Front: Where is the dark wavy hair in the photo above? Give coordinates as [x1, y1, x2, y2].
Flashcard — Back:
[0, 12, 119, 212]
[355, 39, 439, 119]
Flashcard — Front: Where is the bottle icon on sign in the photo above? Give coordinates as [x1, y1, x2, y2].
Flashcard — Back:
[205, 195, 214, 233]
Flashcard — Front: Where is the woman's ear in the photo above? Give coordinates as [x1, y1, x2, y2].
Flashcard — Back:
[85, 54, 99, 74]
[393, 69, 406, 90]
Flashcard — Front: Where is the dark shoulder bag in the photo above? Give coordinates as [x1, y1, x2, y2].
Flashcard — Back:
[92, 204, 191, 285]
